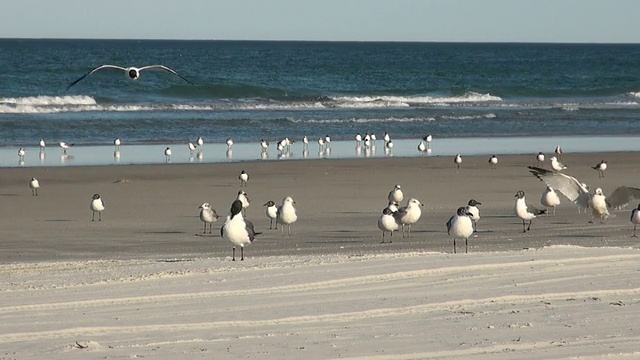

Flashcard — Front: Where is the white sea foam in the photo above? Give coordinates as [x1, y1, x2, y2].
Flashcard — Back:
[329, 92, 502, 108]
[288, 116, 436, 124]
[441, 113, 497, 120]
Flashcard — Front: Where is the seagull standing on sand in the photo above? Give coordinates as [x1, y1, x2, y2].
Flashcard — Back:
[454, 154, 462, 169]
[197, 136, 204, 147]
[418, 141, 426, 155]
[302, 136, 309, 150]
[59, 142, 73, 154]
[277, 196, 298, 236]
[324, 135, 331, 149]
[198, 202, 219, 234]
[39, 139, 46, 151]
[164, 147, 172, 162]
[631, 204, 640, 237]
[528, 166, 591, 214]
[113, 138, 121, 150]
[188, 142, 197, 155]
[384, 132, 391, 143]
[29, 177, 40, 196]
[260, 139, 269, 152]
[550, 156, 567, 172]
[263, 201, 278, 229]
[378, 207, 399, 243]
[388, 184, 404, 204]
[237, 190, 250, 215]
[536, 152, 545, 166]
[592, 160, 607, 178]
[540, 186, 561, 215]
[514, 190, 545, 232]
[18, 148, 25, 160]
[239, 170, 249, 187]
[423, 134, 433, 148]
[446, 207, 475, 254]
[90, 194, 105, 221]
[589, 188, 610, 223]
[466, 199, 481, 232]
[370, 133, 377, 144]
[488, 155, 498, 169]
[317, 137, 325, 151]
[355, 133, 362, 146]
[226, 138, 234, 149]
[555, 145, 563, 158]
[393, 198, 423, 238]
[221, 200, 258, 261]
[67, 64, 195, 89]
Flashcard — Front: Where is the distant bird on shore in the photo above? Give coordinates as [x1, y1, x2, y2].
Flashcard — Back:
[446, 207, 474, 253]
[260, 139, 269, 152]
[536, 152, 545, 166]
[113, 138, 121, 150]
[18, 148, 25, 160]
[550, 156, 567, 172]
[226, 138, 234, 149]
[592, 160, 607, 178]
[302, 136, 309, 150]
[90, 194, 105, 221]
[188, 142, 197, 154]
[370, 133, 377, 144]
[197, 136, 204, 147]
[378, 207, 398, 243]
[393, 198, 423, 238]
[423, 134, 432, 148]
[239, 170, 249, 187]
[514, 190, 545, 232]
[540, 186, 561, 216]
[631, 204, 640, 237]
[263, 201, 278, 229]
[277, 196, 298, 236]
[324, 135, 331, 149]
[385, 140, 393, 150]
[388, 184, 404, 203]
[418, 141, 426, 155]
[554, 145, 563, 158]
[317, 137, 325, 151]
[383, 132, 391, 143]
[39, 139, 46, 151]
[29, 177, 40, 196]
[488, 155, 498, 169]
[466, 199, 482, 232]
[67, 64, 195, 89]
[221, 199, 258, 261]
[59, 142, 73, 154]
[454, 154, 462, 169]
[164, 147, 172, 162]
[355, 133, 362, 146]
[198, 203, 219, 234]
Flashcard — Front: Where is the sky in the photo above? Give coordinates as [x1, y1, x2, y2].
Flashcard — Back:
[2, 0, 640, 43]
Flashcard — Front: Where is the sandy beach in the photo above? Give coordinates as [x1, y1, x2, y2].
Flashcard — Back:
[2, 152, 640, 358]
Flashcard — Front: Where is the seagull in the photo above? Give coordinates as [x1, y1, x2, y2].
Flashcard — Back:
[423, 134, 433, 148]
[536, 152, 545, 166]
[446, 207, 475, 253]
[29, 177, 40, 196]
[592, 160, 607, 178]
[554, 144, 563, 158]
[67, 64, 195, 89]
[260, 139, 269, 152]
[631, 204, 640, 237]
[514, 190, 545, 232]
[325, 135, 331, 149]
[237, 190, 250, 215]
[378, 207, 399, 243]
[590, 188, 610, 223]
[302, 136, 309, 150]
[540, 186, 561, 216]
[417, 141, 426, 155]
[454, 154, 462, 169]
[488, 155, 498, 169]
[113, 137, 121, 150]
[263, 201, 278, 229]
[198, 203, 219, 234]
[226, 138, 234, 149]
[393, 198, 423, 238]
[239, 170, 249, 187]
[355, 133, 362, 145]
[466, 199, 482, 232]
[586, 187, 640, 224]
[59, 142, 73, 154]
[388, 184, 404, 204]
[318, 137, 325, 151]
[90, 194, 105, 221]
[277, 196, 298, 236]
[164, 147, 172, 162]
[221, 199, 258, 261]
[529, 166, 591, 214]
[363, 137, 371, 149]
[18, 148, 25, 160]
[39, 139, 46, 151]
[383, 132, 391, 143]
[370, 133, 377, 143]
[188, 142, 197, 154]
[385, 140, 393, 150]
[386, 201, 399, 213]
[197, 136, 204, 147]
[550, 156, 567, 172]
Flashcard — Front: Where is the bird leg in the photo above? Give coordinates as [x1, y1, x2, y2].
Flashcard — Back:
[203, 223, 207, 234]
[522, 219, 526, 233]
[92, 211, 95, 222]
[99, 212, 102, 221]
[240, 247, 244, 261]
[465, 238, 468, 253]
[232, 247, 236, 261]
[288, 224, 292, 236]
[381, 231, 385, 243]
[473, 221, 477, 233]
[633, 225, 637, 238]
[527, 220, 532, 231]
[453, 239, 457, 254]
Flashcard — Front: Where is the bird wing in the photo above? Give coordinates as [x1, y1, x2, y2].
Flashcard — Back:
[393, 207, 408, 222]
[606, 186, 640, 210]
[445, 215, 454, 235]
[244, 219, 258, 242]
[67, 65, 127, 90]
[526, 202, 545, 216]
[138, 65, 196, 86]
[528, 166, 589, 208]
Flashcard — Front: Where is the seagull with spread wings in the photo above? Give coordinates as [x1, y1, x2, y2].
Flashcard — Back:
[67, 64, 195, 89]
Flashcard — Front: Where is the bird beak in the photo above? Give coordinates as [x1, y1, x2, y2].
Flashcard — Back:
[466, 212, 474, 216]
[263, 202, 269, 206]
[477, 202, 482, 205]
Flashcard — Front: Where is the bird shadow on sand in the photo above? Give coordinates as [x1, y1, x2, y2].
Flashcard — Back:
[41, 219, 76, 222]
[141, 231, 188, 234]
[0, 193, 19, 196]
[556, 234, 602, 238]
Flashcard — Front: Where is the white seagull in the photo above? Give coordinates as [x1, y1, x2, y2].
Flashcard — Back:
[59, 142, 73, 154]
[260, 139, 269, 152]
[540, 186, 561, 216]
[423, 134, 432, 148]
[355, 133, 362, 145]
[325, 135, 331, 148]
[454, 154, 462, 169]
[378, 207, 399, 243]
[446, 206, 475, 254]
[631, 204, 640, 237]
[238, 170, 249, 187]
[113, 137, 121, 150]
[417, 141, 426, 155]
[554, 144, 563, 158]
[536, 152, 545, 166]
[198, 202, 219, 234]
[318, 137, 325, 151]
[263, 201, 279, 229]
[197, 136, 204, 147]
[39, 139, 46, 151]
[388, 184, 404, 204]
[550, 156, 567, 172]
[592, 160, 607, 178]
[67, 64, 195, 89]
[226, 138, 234, 149]
[466, 199, 482, 232]
[18, 148, 25, 159]
[29, 177, 40, 196]
[90, 193, 105, 221]
[277, 196, 298, 236]
[393, 198, 423, 238]
[302, 136, 309, 149]
[383, 132, 390, 142]
[385, 140, 393, 150]
[221, 200, 258, 261]
[514, 190, 546, 232]
[188, 142, 197, 154]
[488, 155, 498, 169]
[164, 147, 172, 162]
[237, 190, 250, 215]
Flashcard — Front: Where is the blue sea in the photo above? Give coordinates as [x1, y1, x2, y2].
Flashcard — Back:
[1, 40, 640, 166]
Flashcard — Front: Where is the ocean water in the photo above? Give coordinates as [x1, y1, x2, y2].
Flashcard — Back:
[1, 40, 640, 166]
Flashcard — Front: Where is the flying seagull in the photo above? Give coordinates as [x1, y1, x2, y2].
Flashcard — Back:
[67, 64, 195, 90]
